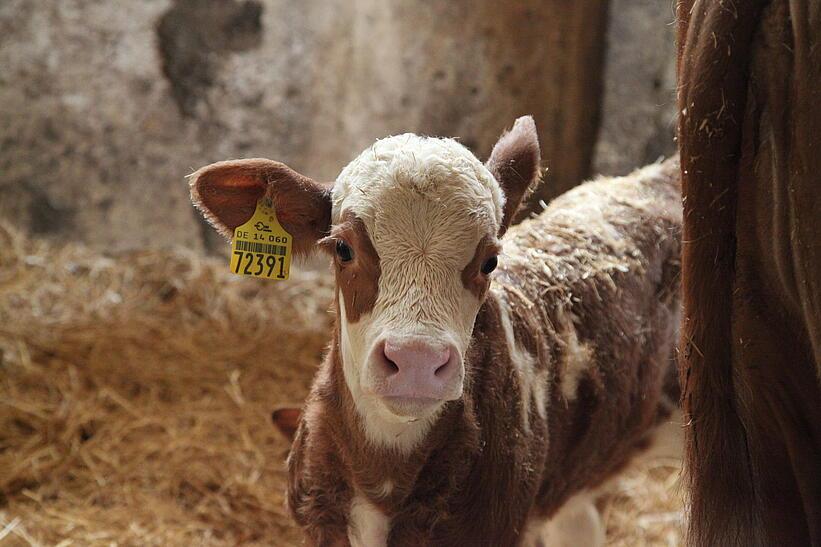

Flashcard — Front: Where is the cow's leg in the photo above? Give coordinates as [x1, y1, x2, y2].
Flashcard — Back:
[521, 409, 683, 547]
[521, 494, 605, 547]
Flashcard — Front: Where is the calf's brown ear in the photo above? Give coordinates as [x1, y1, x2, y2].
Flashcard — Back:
[485, 116, 542, 234]
[271, 407, 302, 442]
[189, 158, 332, 256]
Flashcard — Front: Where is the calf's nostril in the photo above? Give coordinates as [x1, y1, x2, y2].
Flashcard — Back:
[380, 343, 400, 375]
[434, 361, 449, 377]
[385, 357, 399, 374]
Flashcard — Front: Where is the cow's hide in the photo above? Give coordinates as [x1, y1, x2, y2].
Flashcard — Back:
[677, 1, 821, 545]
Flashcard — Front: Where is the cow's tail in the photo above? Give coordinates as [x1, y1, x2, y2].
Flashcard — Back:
[676, 1, 767, 546]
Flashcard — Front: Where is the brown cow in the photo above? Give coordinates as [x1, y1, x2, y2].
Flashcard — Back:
[677, 1, 821, 545]
[190, 118, 683, 545]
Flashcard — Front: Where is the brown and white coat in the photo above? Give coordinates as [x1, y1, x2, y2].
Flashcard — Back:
[190, 118, 682, 545]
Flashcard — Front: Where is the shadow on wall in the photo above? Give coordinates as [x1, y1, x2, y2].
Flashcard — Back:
[157, 0, 264, 118]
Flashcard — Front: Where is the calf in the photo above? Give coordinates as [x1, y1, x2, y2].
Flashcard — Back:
[189, 117, 682, 545]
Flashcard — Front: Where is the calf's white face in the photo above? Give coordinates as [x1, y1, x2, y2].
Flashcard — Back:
[330, 135, 504, 439]
[189, 116, 540, 451]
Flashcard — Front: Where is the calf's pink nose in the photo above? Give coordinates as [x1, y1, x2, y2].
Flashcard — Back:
[374, 338, 457, 399]
[383, 339, 450, 375]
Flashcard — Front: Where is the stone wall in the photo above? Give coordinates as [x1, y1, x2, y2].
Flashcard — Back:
[0, 0, 676, 253]
[593, 0, 678, 176]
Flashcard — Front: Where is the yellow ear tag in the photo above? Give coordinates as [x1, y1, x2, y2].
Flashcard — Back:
[230, 198, 292, 280]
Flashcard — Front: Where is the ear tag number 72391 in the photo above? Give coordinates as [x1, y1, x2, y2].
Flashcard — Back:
[230, 199, 292, 280]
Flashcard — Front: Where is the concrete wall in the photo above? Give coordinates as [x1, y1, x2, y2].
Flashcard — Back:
[593, 0, 678, 176]
[0, 0, 676, 254]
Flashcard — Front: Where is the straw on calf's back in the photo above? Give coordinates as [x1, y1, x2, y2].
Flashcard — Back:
[189, 119, 682, 545]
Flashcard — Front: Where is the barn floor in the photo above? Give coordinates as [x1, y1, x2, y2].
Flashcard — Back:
[0, 223, 683, 546]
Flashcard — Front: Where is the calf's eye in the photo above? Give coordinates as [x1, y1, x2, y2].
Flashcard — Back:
[480, 255, 498, 275]
[335, 240, 354, 262]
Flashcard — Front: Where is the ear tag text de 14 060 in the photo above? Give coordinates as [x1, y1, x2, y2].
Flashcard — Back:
[230, 199, 292, 280]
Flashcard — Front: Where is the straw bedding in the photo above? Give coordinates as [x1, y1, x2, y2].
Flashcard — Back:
[0, 222, 682, 546]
